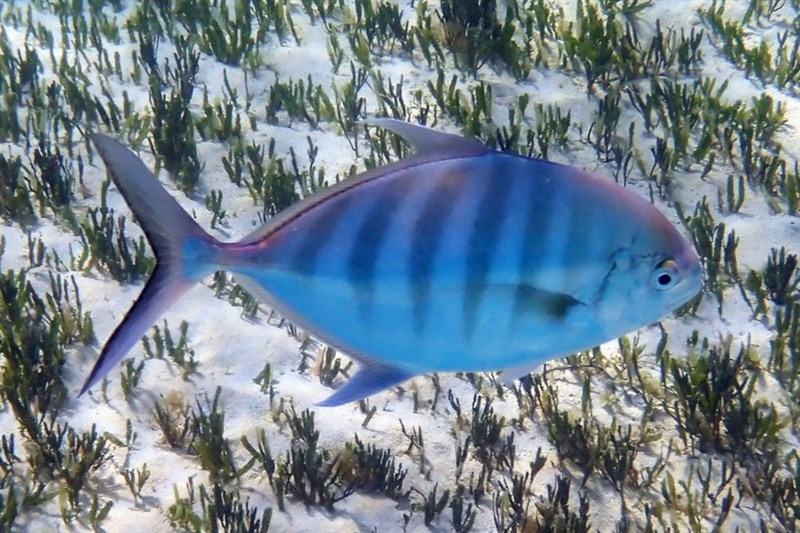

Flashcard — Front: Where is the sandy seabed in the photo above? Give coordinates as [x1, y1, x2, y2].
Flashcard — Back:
[1, 0, 799, 531]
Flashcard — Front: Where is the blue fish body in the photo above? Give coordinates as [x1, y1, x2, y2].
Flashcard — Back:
[82, 120, 702, 405]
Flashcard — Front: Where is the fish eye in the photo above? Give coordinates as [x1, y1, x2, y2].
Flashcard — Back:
[652, 260, 679, 290]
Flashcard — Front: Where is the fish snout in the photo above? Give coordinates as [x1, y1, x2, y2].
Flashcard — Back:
[679, 245, 704, 296]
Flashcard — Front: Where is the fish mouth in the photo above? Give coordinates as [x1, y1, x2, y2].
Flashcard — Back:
[678, 259, 704, 305]
[668, 248, 703, 307]
[678, 245, 704, 293]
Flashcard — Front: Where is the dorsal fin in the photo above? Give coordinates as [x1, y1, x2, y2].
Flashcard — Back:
[364, 118, 488, 158]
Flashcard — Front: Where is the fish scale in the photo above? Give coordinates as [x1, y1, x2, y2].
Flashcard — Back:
[346, 167, 417, 321]
[462, 156, 515, 340]
[408, 167, 466, 334]
[79, 119, 703, 406]
[515, 166, 556, 307]
[289, 191, 354, 276]
[266, 160, 482, 351]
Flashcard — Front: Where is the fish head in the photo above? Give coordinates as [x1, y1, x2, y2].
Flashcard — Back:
[597, 203, 703, 332]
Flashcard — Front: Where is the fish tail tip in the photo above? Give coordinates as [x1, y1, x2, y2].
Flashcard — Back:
[78, 371, 100, 396]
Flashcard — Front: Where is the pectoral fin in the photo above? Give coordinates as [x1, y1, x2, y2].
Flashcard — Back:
[317, 360, 415, 407]
[499, 286, 589, 385]
[512, 284, 584, 322]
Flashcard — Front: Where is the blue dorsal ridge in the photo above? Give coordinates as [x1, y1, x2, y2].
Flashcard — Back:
[363, 118, 489, 159]
[317, 360, 415, 407]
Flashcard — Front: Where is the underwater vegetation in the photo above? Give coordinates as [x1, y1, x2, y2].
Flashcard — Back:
[0, 0, 798, 531]
[79, 118, 703, 409]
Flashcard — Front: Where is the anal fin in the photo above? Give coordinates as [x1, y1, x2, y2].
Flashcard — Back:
[317, 361, 414, 407]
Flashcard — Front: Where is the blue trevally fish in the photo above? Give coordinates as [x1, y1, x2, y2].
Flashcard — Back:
[81, 119, 702, 406]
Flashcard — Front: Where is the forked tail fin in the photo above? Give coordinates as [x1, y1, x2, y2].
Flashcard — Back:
[79, 134, 216, 395]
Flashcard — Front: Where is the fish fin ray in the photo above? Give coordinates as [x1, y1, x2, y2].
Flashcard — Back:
[80, 135, 217, 395]
[79, 266, 191, 395]
[89, 134, 210, 256]
[363, 118, 488, 158]
[317, 361, 414, 406]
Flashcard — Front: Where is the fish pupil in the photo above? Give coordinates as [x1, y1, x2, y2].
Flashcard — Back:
[657, 273, 673, 286]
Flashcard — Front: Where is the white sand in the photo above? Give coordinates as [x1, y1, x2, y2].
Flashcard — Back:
[1, 0, 798, 531]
